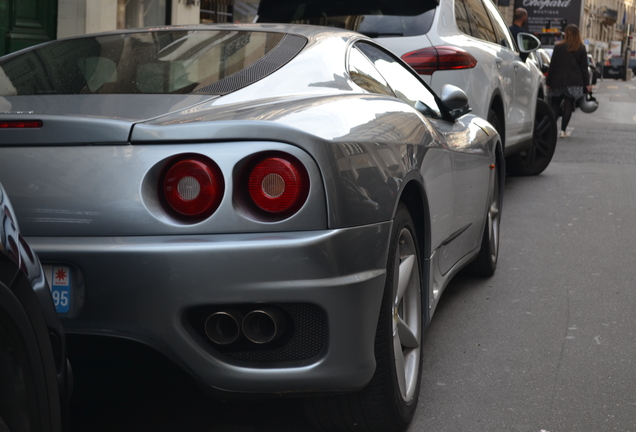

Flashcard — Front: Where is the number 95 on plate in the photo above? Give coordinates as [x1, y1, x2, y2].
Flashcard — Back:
[44, 265, 71, 314]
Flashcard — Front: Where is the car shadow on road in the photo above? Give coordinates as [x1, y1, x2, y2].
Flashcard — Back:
[68, 335, 318, 432]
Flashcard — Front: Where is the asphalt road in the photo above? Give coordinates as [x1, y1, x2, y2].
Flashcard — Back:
[408, 77, 636, 432]
[67, 77, 636, 432]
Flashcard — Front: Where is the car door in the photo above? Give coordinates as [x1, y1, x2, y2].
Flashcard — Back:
[482, 0, 535, 144]
[350, 42, 456, 275]
[353, 41, 490, 278]
[454, 0, 516, 130]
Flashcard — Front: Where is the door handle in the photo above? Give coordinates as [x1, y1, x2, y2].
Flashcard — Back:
[495, 57, 503, 68]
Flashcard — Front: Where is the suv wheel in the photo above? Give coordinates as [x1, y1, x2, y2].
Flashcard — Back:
[507, 99, 557, 176]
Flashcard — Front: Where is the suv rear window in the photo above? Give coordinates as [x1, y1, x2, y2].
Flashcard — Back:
[257, 0, 436, 37]
[0, 30, 286, 96]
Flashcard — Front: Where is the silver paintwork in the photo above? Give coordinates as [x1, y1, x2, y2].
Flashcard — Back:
[0, 24, 501, 394]
[375, 0, 544, 157]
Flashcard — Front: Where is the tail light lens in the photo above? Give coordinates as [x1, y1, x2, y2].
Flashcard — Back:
[247, 155, 309, 215]
[402, 46, 477, 75]
[0, 120, 43, 128]
[161, 155, 224, 219]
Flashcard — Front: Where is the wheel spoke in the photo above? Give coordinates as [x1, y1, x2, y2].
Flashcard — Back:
[522, 145, 536, 164]
[489, 208, 499, 256]
[534, 138, 551, 156]
[490, 203, 499, 218]
[535, 116, 551, 136]
[393, 331, 407, 399]
[397, 316, 420, 349]
[487, 173, 500, 261]
[395, 254, 415, 304]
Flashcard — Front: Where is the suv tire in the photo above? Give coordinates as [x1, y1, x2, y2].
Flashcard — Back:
[507, 99, 557, 176]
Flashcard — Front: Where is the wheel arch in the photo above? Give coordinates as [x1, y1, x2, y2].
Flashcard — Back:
[396, 179, 431, 327]
[536, 87, 545, 101]
[397, 180, 430, 260]
[489, 92, 506, 147]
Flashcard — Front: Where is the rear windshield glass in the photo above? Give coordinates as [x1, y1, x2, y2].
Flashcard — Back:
[0, 30, 285, 96]
[257, 0, 436, 37]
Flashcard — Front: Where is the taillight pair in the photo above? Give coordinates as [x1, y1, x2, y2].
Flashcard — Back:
[401, 46, 477, 75]
[161, 153, 309, 220]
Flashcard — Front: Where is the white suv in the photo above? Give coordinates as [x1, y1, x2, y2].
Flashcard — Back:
[259, 0, 558, 175]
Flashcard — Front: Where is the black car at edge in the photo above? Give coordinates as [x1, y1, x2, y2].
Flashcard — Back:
[0, 182, 71, 432]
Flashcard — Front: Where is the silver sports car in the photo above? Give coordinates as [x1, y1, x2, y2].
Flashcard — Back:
[0, 23, 502, 431]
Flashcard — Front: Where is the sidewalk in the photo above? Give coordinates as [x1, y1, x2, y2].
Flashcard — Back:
[567, 75, 636, 131]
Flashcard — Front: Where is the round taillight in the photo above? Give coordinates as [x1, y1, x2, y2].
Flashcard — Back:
[248, 157, 308, 214]
[162, 156, 224, 218]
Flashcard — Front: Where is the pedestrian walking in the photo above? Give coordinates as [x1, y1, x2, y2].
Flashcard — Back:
[546, 24, 591, 138]
[509, 8, 528, 45]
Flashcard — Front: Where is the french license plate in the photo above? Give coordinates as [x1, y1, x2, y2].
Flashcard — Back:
[43, 265, 71, 314]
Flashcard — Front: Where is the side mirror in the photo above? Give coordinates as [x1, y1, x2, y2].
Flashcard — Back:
[440, 84, 471, 119]
[517, 33, 541, 61]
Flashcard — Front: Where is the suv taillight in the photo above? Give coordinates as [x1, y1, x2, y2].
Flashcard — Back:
[161, 155, 224, 219]
[402, 46, 477, 75]
[247, 155, 309, 215]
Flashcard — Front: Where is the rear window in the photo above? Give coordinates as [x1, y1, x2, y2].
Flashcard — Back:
[257, 0, 436, 37]
[0, 30, 287, 96]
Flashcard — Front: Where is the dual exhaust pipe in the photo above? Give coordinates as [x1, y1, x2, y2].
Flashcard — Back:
[204, 307, 286, 345]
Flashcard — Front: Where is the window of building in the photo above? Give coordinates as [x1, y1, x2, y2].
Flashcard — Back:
[200, 0, 233, 23]
[117, 0, 168, 29]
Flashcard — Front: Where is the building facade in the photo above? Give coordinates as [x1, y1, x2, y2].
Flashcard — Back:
[498, 0, 635, 62]
[1, 0, 633, 62]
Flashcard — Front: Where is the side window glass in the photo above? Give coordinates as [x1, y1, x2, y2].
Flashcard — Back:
[454, 0, 473, 36]
[463, 0, 497, 44]
[348, 46, 395, 97]
[356, 42, 442, 119]
[482, 0, 516, 50]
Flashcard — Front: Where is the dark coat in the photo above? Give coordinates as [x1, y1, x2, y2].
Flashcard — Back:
[509, 24, 524, 43]
[546, 42, 589, 89]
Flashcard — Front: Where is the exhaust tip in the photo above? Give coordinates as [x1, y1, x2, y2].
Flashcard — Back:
[205, 311, 242, 345]
[242, 308, 286, 344]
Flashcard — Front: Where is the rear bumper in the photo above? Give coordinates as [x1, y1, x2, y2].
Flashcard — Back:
[28, 222, 390, 394]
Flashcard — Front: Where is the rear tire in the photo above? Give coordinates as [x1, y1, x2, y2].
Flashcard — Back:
[507, 99, 557, 176]
[0, 283, 58, 432]
[304, 204, 424, 432]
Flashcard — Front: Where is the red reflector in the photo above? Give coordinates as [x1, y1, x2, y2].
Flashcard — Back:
[162, 156, 224, 218]
[0, 120, 43, 128]
[248, 156, 308, 215]
[402, 46, 477, 75]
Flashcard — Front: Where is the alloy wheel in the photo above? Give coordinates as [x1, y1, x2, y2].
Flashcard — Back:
[392, 227, 422, 402]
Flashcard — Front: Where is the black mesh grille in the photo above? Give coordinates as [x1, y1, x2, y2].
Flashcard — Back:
[187, 303, 327, 366]
[194, 34, 307, 95]
[228, 303, 326, 363]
